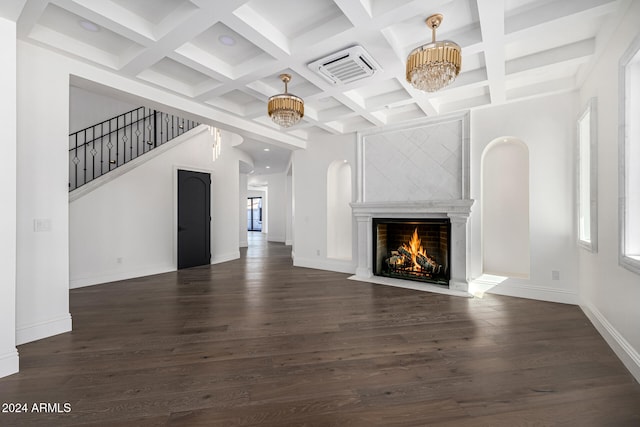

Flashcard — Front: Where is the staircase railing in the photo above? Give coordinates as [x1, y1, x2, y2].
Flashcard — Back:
[69, 106, 199, 191]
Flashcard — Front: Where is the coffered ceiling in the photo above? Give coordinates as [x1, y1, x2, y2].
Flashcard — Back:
[8, 0, 629, 173]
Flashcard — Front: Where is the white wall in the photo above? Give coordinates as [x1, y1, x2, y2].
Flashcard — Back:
[578, 0, 640, 381]
[70, 128, 246, 287]
[261, 173, 287, 243]
[239, 173, 248, 247]
[0, 16, 19, 378]
[470, 92, 578, 304]
[327, 161, 352, 259]
[293, 133, 356, 273]
[16, 42, 72, 345]
[285, 166, 293, 246]
[69, 86, 139, 133]
[210, 131, 245, 264]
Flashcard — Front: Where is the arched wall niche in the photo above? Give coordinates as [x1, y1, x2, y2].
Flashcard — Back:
[481, 137, 530, 278]
[327, 160, 352, 260]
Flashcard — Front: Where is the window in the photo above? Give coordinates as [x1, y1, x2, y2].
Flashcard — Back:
[620, 36, 640, 274]
[577, 98, 597, 252]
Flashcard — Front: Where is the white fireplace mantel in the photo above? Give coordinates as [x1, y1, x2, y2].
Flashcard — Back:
[351, 200, 474, 217]
[350, 200, 474, 292]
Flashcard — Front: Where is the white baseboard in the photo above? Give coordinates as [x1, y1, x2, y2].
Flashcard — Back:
[481, 281, 579, 305]
[285, 239, 293, 246]
[16, 314, 72, 345]
[239, 240, 248, 248]
[293, 256, 355, 274]
[267, 234, 285, 243]
[70, 265, 175, 288]
[211, 251, 240, 265]
[581, 303, 640, 383]
[0, 349, 19, 378]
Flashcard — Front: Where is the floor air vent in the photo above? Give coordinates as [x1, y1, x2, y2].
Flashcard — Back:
[308, 46, 380, 85]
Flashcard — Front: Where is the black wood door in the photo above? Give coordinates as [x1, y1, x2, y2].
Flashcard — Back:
[177, 169, 211, 269]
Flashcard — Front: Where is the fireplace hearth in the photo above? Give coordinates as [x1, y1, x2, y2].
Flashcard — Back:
[373, 218, 450, 286]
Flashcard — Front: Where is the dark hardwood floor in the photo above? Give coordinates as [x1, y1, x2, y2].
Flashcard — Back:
[2, 233, 639, 426]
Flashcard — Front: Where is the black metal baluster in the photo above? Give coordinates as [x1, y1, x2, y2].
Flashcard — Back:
[108, 119, 113, 169]
[92, 128, 96, 180]
[83, 129, 88, 187]
[116, 115, 121, 166]
[159, 112, 163, 145]
[100, 123, 104, 176]
[153, 110, 158, 148]
[135, 108, 140, 159]
[127, 111, 132, 163]
[74, 133, 78, 190]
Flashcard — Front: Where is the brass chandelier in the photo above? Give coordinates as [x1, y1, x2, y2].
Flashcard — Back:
[267, 74, 304, 128]
[406, 14, 461, 92]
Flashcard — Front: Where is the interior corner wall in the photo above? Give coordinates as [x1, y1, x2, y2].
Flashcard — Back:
[211, 130, 243, 264]
[285, 171, 293, 246]
[292, 133, 356, 273]
[239, 173, 248, 247]
[16, 41, 72, 344]
[0, 16, 19, 378]
[470, 92, 578, 304]
[577, 0, 640, 381]
[261, 173, 287, 243]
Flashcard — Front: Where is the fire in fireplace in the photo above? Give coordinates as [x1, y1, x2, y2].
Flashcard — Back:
[373, 218, 450, 286]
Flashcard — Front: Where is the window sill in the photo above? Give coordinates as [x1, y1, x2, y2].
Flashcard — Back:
[620, 254, 640, 275]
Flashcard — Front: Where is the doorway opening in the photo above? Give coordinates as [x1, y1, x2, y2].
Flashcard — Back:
[247, 197, 262, 232]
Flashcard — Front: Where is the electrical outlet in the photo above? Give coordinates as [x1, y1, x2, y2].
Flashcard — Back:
[33, 218, 51, 232]
[316, 249, 320, 256]
[552, 270, 560, 280]
[116, 257, 123, 264]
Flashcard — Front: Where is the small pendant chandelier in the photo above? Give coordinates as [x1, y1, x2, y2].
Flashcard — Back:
[267, 74, 304, 128]
[406, 14, 461, 92]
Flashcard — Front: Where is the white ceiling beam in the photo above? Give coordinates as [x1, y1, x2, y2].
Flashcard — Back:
[506, 38, 595, 75]
[506, 76, 576, 101]
[505, 0, 619, 35]
[119, 11, 219, 76]
[333, 0, 373, 27]
[477, 0, 506, 104]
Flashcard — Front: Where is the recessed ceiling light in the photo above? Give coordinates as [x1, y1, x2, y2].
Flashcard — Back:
[218, 35, 236, 46]
[79, 20, 100, 32]
[266, 166, 270, 169]
[263, 148, 270, 151]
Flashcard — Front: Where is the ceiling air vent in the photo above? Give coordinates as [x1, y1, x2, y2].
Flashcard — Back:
[308, 46, 380, 85]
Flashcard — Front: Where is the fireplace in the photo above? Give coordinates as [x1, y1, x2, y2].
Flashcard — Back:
[373, 218, 450, 286]
[351, 112, 473, 292]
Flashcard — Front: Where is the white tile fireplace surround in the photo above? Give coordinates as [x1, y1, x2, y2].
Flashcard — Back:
[351, 112, 474, 293]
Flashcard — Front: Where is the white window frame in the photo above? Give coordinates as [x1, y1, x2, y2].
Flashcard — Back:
[577, 98, 597, 252]
[619, 35, 640, 275]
